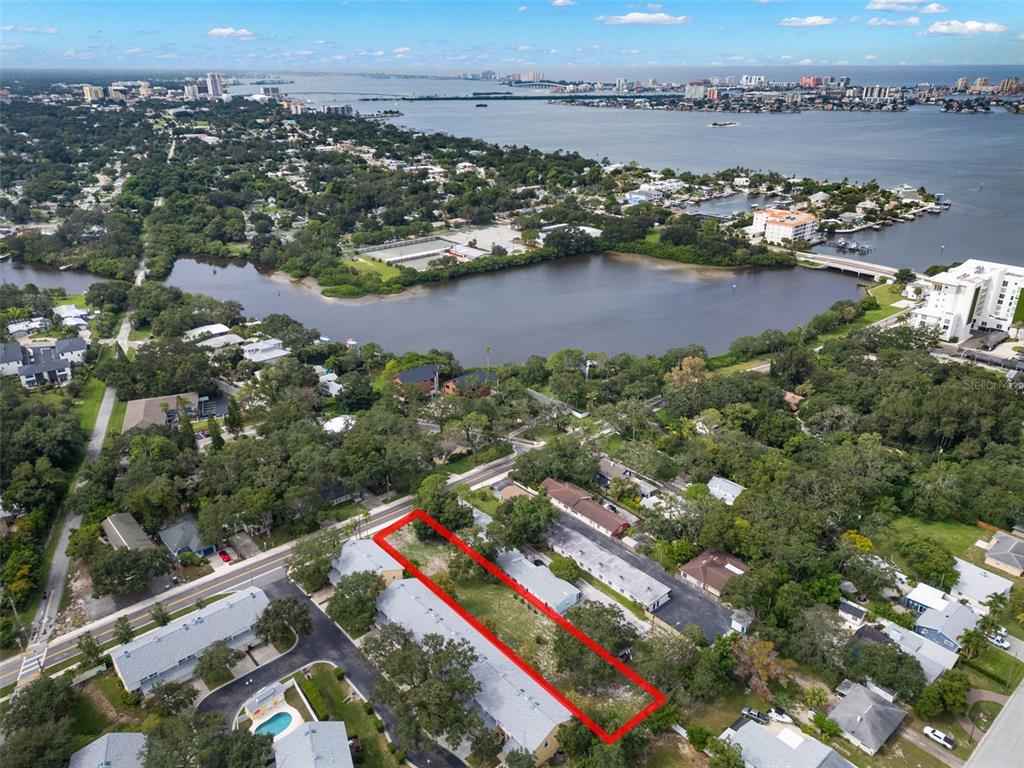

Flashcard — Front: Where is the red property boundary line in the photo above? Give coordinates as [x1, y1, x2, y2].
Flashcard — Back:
[372, 509, 667, 744]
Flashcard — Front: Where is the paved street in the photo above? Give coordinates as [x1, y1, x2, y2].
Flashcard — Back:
[965, 679, 1024, 768]
[198, 578, 463, 768]
[553, 515, 732, 640]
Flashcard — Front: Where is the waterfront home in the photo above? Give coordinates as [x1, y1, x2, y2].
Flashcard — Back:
[55, 336, 88, 363]
[829, 683, 905, 756]
[377, 578, 572, 764]
[275, 722, 355, 768]
[541, 478, 630, 538]
[69, 732, 146, 768]
[391, 362, 439, 394]
[914, 602, 980, 653]
[495, 549, 580, 614]
[0, 342, 24, 376]
[17, 350, 72, 388]
[679, 549, 749, 599]
[984, 531, 1024, 577]
[196, 332, 244, 350]
[54, 303, 90, 329]
[443, 369, 498, 395]
[948, 557, 1013, 614]
[808, 191, 831, 207]
[242, 337, 290, 365]
[110, 587, 268, 692]
[5, 316, 50, 337]
[719, 719, 854, 768]
[102, 513, 157, 552]
[182, 322, 232, 342]
[329, 538, 405, 587]
[708, 475, 745, 506]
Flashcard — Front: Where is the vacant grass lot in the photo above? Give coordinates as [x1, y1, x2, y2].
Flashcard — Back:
[349, 255, 402, 281]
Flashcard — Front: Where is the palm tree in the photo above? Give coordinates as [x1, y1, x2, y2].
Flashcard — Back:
[984, 592, 1009, 616]
[958, 629, 988, 661]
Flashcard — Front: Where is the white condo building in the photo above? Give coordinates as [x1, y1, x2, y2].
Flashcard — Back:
[206, 72, 225, 99]
[751, 208, 818, 245]
[910, 259, 1024, 342]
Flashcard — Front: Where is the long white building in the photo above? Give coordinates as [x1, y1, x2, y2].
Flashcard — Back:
[910, 259, 1024, 342]
[751, 208, 818, 245]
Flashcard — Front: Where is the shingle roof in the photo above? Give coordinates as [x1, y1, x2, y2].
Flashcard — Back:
[275, 722, 354, 768]
[541, 478, 630, 535]
[722, 720, 854, 768]
[158, 514, 208, 554]
[829, 683, 906, 753]
[0, 342, 26, 365]
[987, 532, 1024, 572]
[377, 579, 572, 753]
[880, 622, 958, 684]
[394, 362, 438, 383]
[102, 513, 156, 551]
[122, 392, 199, 432]
[69, 732, 146, 768]
[110, 587, 268, 691]
[329, 539, 404, 585]
[55, 336, 88, 355]
[679, 549, 749, 593]
[915, 602, 979, 645]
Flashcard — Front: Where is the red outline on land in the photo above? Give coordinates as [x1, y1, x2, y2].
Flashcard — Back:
[372, 509, 667, 744]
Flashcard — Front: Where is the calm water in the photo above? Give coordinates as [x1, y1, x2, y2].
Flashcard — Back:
[0, 261, 103, 294]
[160, 254, 862, 364]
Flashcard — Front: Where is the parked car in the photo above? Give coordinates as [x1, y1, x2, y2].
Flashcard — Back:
[995, 625, 1008, 637]
[768, 706, 793, 724]
[218, 550, 231, 563]
[986, 634, 1011, 650]
[923, 727, 955, 750]
[741, 707, 770, 725]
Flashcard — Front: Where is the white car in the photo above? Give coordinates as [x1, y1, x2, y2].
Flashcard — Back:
[768, 707, 793, 724]
[986, 634, 1011, 650]
[923, 726, 955, 750]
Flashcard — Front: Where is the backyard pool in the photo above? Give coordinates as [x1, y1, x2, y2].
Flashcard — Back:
[254, 711, 293, 737]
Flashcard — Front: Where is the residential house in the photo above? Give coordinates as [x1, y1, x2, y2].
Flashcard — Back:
[17, 347, 73, 388]
[443, 369, 498, 396]
[55, 336, 88, 364]
[829, 682, 906, 755]
[102, 512, 157, 551]
[122, 392, 200, 432]
[377, 579, 573, 764]
[329, 539, 405, 587]
[322, 415, 357, 433]
[879, 621, 958, 683]
[679, 549, 749, 599]
[838, 599, 867, 630]
[597, 457, 659, 498]
[492, 479, 533, 502]
[949, 557, 1013, 614]
[808, 191, 832, 207]
[182, 323, 232, 342]
[708, 475, 745, 506]
[275, 722, 355, 768]
[0, 342, 25, 376]
[904, 583, 949, 614]
[69, 732, 146, 768]
[242, 337, 290, 365]
[53, 304, 90, 329]
[196, 333, 244, 350]
[914, 602, 980, 653]
[391, 362, 439, 394]
[541, 478, 630, 538]
[158, 514, 216, 557]
[731, 609, 754, 635]
[548, 524, 671, 611]
[495, 550, 580, 614]
[6, 316, 50, 337]
[985, 531, 1024, 577]
[720, 718, 854, 768]
[110, 587, 269, 692]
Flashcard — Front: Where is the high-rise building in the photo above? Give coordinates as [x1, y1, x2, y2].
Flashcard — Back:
[138, 83, 152, 97]
[82, 85, 106, 101]
[183, 83, 200, 100]
[706, 87, 720, 102]
[206, 72, 225, 99]
[740, 74, 766, 88]
[954, 77, 969, 92]
[861, 85, 899, 104]
[972, 77, 988, 89]
[998, 77, 1021, 95]
[911, 260, 1024, 342]
[799, 75, 822, 88]
[261, 86, 281, 97]
[684, 84, 706, 100]
[725, 75, 737, 86]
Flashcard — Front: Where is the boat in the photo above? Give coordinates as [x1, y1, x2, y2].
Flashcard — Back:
[475, 103, 488, 108]
[710, 121, 737, 128]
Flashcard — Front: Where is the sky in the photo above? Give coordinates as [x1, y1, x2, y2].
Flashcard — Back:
[1, 0, 1022, 72]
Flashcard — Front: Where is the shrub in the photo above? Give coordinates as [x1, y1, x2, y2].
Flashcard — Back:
[374, 717, 386, 733]
[687, 723, 712, 751]
[364, 700, 375, 714]
[812, 711, 841, 739]
[297, 677, 328, 720]
[334, 667, 345, 680]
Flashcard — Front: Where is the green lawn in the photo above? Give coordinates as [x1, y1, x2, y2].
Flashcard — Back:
[880, 517, 989, 570]
[646, 736, 696, 768]
[106, 398, 127, 437]
[968, 700, 1002, 732]
[284, 684, 313, 722]
[685, 683, 773, 734]
[349, 255, 402, 281]
[200, 663, 234, 689]
[577, 571, 648, 621]
[77, 374, 107, 432]
[127, 326, 151, 341]
[522, 425, 558, 442]
[962, 646, 1024, 694]
[444, 443, 515, 475]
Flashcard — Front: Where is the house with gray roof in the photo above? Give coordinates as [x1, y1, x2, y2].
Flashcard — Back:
[377, 578, 572, 764]
[0, 342, 27, 376]
[879, 621, 958, 684]
[275, 722, 354, 768]
[708, 475, 745, 506]
[597, 457, 659, 498]
[721, 718, 854, 768]
[69, 732, 145, 768]
[985, 531, 1024, 577]
[17, 346, 72, 388]
[829, 682, 906, 755]
[914, 601, 980, 653]
[328, 538, 405, 587]
[495, 549, 580, 614]
[949, 557, 1013, 614]
[55, 336, 88, 363]
[102, 512, 157, 551]
[158, 513, 215, 557]
[110, 587, 269, 692]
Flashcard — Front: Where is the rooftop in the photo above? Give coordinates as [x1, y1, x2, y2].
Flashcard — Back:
[679, 548, 749, 593]
[69, 732, 146, 768]
[915, 601, 979, 643]
[183, 323, 231, 341]
[394, 362, 439, 383]
[987, 531, 1024, 572]
[329, 538, 403, 585]
[158, 514, 209, 555]
[102, 512, 156, 551]
[829, 683, 905, 754]
[122, 391, 199, 433]
[541, 478, 630, 534]
[275, 722, 355, 768]
[952, 557, 1013, 604]
[905, 583, 949, 612]
[495, 549, 580, 611]
[722, 719, 853, 768]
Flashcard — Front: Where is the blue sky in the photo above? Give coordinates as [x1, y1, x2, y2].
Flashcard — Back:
[1, 1, 1021, 71]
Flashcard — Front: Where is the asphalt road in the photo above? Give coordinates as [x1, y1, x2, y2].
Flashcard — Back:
[2, 454, 518, 689]
[197, 578, 463, 768]
[965, 680, 1024, 768]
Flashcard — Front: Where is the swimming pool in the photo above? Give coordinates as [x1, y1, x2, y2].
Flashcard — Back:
[254, 711, 293, 737]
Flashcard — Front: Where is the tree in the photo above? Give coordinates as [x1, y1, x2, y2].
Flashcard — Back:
[511, 434, 599, 487]
[664, 356, 708, 386]
[553, 603, 638, 689]
[894, 268, 916, 285]
[469, 719, 504, 763]
[0, 719, 73, 768]
[147, 680, 199, 716]
[0, 675, 77, 736]
[812, 711, 841, 739]
[914, 669, 970, 719]
[91, 548, 173, 597]
[414, 473, 472, 540]
[804, 684, 829, 711]
[707, 737, 745, 768]
[77, 632, 104, 669]
[487, 492, 557, 549]
[548, 555, 583, 582]
[141, 711, 242, 768]
[327, 570, 386, 636]
[151, 602, 171, 627]
[113, 616, 135, 645]
[732, 636, 781, 697]
[957, 629, 988, 661]
[896, 538, 957, 590]
[223, 730, 274, 768]
[842, 640, 926, 701]
[195, 640, 244, 682]
[287, 527, 343, 592]
[225, 396, 244, 436]
[254, 597, 312, 647]
[207, 415, 225, 451]
[687, 723, 712, 751]
[504, 749, 535, 768]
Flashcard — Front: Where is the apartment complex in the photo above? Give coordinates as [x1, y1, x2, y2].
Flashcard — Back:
[751, 208, 818, 245]
[911, 259, 1024, 342]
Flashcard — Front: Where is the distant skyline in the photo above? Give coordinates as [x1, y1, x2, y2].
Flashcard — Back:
[1, 1, 1022, 72]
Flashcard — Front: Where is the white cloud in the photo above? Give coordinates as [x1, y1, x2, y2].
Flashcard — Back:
[207, 27, 253, 39]
[799, 57, 814, 64]
[834, 59, 849, 64]
[0, 42, 25, 52]
[779, 54, 794, 60]
[868, 15, 920, 26]
[866, 0, 917, 10]
[516, 4, 529, 11]
[393, 47, 411, 54]
[551, 0, 575, 6]
[920, 3, 948, 13]
[727, 54, 746, 60]
[124, 47, 144, 55]
[864, 53, 878, 60]
[597, 12, 690, 25]
[1017, 33, 1024, 41]
[1, 24, 59, 34]
[923, 19, 1008, 35]
[647, 3, 663, 8]
[778, 15, 836, 27]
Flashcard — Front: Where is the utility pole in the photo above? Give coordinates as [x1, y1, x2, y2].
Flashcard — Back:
[485, 345, 491, 375]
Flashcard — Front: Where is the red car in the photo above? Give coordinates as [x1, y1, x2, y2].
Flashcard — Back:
[217, 550, 231, 563]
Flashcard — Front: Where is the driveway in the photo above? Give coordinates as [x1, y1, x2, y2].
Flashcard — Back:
[553, 515, 732, 641]
[198, 578, 464, 768]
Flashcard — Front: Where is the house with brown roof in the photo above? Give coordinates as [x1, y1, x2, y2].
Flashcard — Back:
[122, 392, 200, 433]
[540, 478, 630, 538]
[679, 548, 749, 598]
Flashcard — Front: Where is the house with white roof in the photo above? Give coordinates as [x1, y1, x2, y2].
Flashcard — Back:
[949, 558, 1013, 614]
[242, 337, 290, 365]
[720, 718, 853, 768]
[183, 323, 231, 341]
[69, 732, 146, 768]
[904, 582, 949, 614]
[708, 475, 746, 506]
[328, 539, 404, 587]
[196, 332, 244, 350]
[377, 578, 572, 764]
[275, 722, 354, 768]
[495, 550, 580, 614]
[110, 587, 268, 692]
